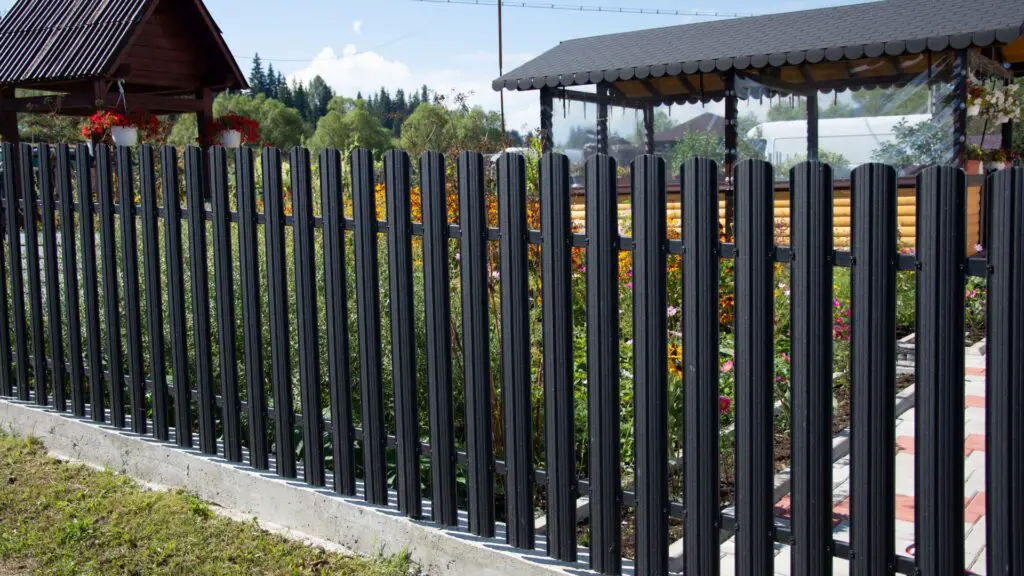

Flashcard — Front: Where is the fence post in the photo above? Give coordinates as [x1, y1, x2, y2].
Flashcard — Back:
[352, 148, 388, 506]
[914, 166, 966, 575]
[985, 167, 1024, 576]
[789, 161, 834, 576]
[320, 148, 355, 493]
[682, 157, 722, 576]
[97, 145, 124, 426]
[117, 145, 146, 434]
[2, 143, 28, 401]
[458, 151, 495, 537]
[421, 151, 457, 525]
[498, 152, 534, 549]
[291, 146, 324, 486]
[236, 146, 269, 470]
[540, 152, 576, 562]
[850, 163, 898, 575]
[39, 144, 66, 411]
[262, 147, 296, 477]
[139, 146, 168, 440]
[23, 143, 46, 406]
[161, 146, 191, 446]
[211, 146, 242, 462]
[586, 153, 621, 575]
[184, 146, 216, 454]
[80, 144, 103, 421]
[57, 144, 85, 417]
[385, 149, 422, 517]
[633, 153, 668, 576]
[733, 159, 775, 576]
[0, 145, 10, 398]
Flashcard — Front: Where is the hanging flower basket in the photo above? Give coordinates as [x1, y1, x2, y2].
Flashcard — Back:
[209, 113, 260, 148]
[967, 73, 1023, 125]
[82, 109, 160, 146]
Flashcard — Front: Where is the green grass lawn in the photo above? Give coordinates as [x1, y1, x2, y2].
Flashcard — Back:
[0, 433, 415, 576]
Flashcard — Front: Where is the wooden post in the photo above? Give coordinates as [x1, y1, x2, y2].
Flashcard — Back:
[196, 88, 214, 148]
[597, 83, 609, 155]
[724, 72, 739, 239]
[643, 103, 655, 155]
[0, 88, 18, 145]
[806, 91, 819, 162]
[540, 87, 554, 155]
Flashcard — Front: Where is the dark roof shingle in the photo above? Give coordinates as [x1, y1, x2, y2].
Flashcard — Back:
[493, 0, 1024, 91]
[0, 0, 149, 85]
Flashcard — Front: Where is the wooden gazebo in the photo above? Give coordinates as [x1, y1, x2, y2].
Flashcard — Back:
[0, 0, 248, 146]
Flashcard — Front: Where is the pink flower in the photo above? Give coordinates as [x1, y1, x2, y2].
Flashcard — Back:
[719, 395, 732, 414]
[974, 244, 984, 253]
[626, 282, 633, 290]
[721, 360, 734, 374]
[667, 306, 678, 317]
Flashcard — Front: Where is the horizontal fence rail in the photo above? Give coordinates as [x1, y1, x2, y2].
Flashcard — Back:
[0, 142, 1019, 576]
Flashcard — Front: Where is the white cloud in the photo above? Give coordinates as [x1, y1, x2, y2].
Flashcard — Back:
[352, 20, 362, 35]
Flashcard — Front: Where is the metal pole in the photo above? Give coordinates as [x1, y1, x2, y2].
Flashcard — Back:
[806, 91, 819, 162]
[953, 50, 968, 169]
[597, 83, 609, 155]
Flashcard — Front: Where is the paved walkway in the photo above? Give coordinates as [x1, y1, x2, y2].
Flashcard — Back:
[717, 342, 988, 575]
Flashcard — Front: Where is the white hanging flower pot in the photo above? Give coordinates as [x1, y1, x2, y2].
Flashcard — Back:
[111, 126, 138, 147]
[218, 129, 242, 149]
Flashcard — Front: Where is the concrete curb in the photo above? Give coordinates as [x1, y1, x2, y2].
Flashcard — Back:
[0, 399, 607, 576]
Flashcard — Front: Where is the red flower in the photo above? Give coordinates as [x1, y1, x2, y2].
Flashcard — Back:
[82, 109, 160, 142]
[719, 395, 732, 414]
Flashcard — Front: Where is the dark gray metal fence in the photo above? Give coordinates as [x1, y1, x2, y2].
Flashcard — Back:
[0, 141, 1021, 576]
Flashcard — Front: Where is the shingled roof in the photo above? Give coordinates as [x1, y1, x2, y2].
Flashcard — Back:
[493, 0, 1024, 91]
[0, 0, 246, 90]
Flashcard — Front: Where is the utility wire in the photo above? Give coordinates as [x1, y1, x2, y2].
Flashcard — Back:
[408, 0, 753, 18]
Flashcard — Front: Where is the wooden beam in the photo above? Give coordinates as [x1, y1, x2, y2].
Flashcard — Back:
[196, 88, 213, 148]
[0, 87, 18, 144]
[0, 92, 209, 114]
[677, 75, 699, 94]
[540, 87, 554, 154]
[638, 78, 662, 99]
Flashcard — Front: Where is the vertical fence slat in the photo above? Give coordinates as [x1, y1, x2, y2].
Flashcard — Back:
[914, 166, 965, 574]
[352, 148, 388, 504]
[384, 149, 421, 517]
[498, 152, 534, 549]
[733, 159, 775, 576]
[458, 151, 495, 537]
[211, 147, 242, 462]
[4, 143, 29, 401]
[985, 167, 1024, 576]
[117, 146, 146, 434]
[420, 151, 456, 525]
[263, 147, 295, 478]
[78, 144, 103, 420]
[540, 152, 576, 562]
[850, 163, 897, 575]
[139, 146, 168, 440]
[39, 144, 66, 411]
[3, 143, 28, 401]
[586, 153, 621, 575]
[320, 148, 355, 493]
[58, 144, 85, 417]
[633, 154, 668, 576]
[161, 146, 190, 446]
[291, 146, 324, 486]
[23, 143, 46, 405]
[97, 145, 124, 426]
[789, 161, 834, 576]
[237, 147, 269, 470]
[682, 157, 722, 576]
[185, 146, 216, 454]
[0, 144, 10, 398]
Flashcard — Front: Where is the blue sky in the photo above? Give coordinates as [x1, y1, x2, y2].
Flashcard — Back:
[3, 0, 865, 136]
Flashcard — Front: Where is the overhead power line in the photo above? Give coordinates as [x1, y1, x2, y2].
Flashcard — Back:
[408, 0, 753, 18]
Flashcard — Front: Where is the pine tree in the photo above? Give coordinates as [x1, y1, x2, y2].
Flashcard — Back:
[265, 63, 278, 98]
[248, 53, 266, 96]
[306, 75, 334, 123]
[420, 85, 430, 105]
[293, 80, 309, 122]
